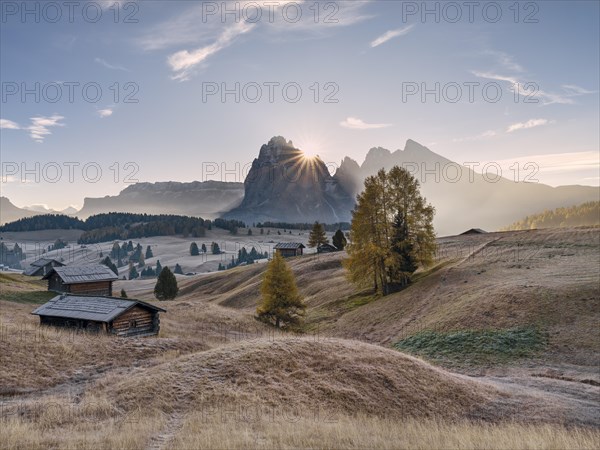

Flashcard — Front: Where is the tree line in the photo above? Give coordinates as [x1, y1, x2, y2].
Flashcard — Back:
[502, 201, 600, 231]
[0, 212, 246, 244]
[255, 221, 351, 232]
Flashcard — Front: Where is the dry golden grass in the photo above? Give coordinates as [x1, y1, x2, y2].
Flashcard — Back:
[99, 338, 499, 421]
[1, 403, 165, 450]
[171, 413, 600, 450]
[0, 307, 204, 393]
[3, 402, 598, 450]
[0, 227, 598, 448]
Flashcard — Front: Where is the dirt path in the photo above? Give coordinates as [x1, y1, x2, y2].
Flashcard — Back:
[476, 372, 600, 428]
[146, 411, 185, 450]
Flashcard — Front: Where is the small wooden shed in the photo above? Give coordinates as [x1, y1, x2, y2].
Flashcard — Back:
[23, 258, 65, 276]
[317, 243, 337, 254]
[274, 242, 305, 258]
[460, 228, 487, 235]
[32, 294, 166, 337]
[43, 264, 118, 296]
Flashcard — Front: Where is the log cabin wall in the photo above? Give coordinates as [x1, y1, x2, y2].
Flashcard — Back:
[110, 306, 158, 337]
[47, 273, 68, 292]
[40, 316, 103, 332]
[68, 281, 113, 296]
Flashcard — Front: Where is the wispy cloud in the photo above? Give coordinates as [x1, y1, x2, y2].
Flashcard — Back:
[99, 0, 130, 10]
[561, 84, 598, 95]
[453, 130, 496, 142]
[472, 70, 597, 106]
[94, 57, 129, 72]
[340, 117, 392, 130]
[0, 119, 20, 130]
[168, 21, 255, 81]
[370, 25, 414, 48]
[506, 118, 550, 133]
[484, 50, 523, 72]
[141, 1, 372, 80]
[1, 116, 65, 141]
[472, 71, 572, 105]
[98, 108, 114, 118]
[27, 115, 65, 142]
[488, 151, 599, 175]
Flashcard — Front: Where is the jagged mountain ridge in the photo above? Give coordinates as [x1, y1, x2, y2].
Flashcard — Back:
[76, 180, 244, 220]
[336, 139, 599, 235]
[3, 138, 597, 235]
[222, 136, 354, 223]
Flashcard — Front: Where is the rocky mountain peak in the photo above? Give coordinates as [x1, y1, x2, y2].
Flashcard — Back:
[257, 136, 298, 163]
[223, 137, 354, 223]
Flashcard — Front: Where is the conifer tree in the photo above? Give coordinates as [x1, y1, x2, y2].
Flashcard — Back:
[156, 259, 162, 275]
[257, 252, 306, 328]
[128, 262, 139, 280]
[100, 256, 119, 276]
[190, 242, 200, 256]
[111, 242, 120, 259]
[344, 166, 435, 295]
[201, 243, 207, 253]
[308, 222, 328, 248]
[154, 266, 179, 300]
[145, 245, 153, 259]
[174, 263, 183, 274]
[332, 229, 347, 250]
[120, 288, 127, 298]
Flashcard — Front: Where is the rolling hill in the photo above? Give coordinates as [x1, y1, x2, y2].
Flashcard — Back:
[1, 227, 599, 448]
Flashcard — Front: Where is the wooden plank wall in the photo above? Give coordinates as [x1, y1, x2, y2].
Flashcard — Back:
[111, 306, 157, 337]
[69, 281, 113, 296]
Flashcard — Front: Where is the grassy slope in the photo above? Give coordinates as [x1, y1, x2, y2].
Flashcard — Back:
[1, 227, 599, 448]
[166, 227, 600, 368]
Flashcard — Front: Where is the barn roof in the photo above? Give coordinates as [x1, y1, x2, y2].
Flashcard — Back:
[31, 294, 166, 323]
[460, 228, 487, 235]
[42, 264, 118, 284]
[274, 242, 306, 249]
[23, 258, 64, 276]
[317, 243, 337, 251]
[30, 258, 64, 268]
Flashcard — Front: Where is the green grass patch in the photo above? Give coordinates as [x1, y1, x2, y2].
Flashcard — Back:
[0, 290, 56, 304]
[347, 293, 379, 310]
[394, 327, 547, 366]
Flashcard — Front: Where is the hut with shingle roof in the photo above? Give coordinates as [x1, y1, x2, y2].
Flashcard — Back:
[43, 264, 118, 296]
[32, 294, 165, 337]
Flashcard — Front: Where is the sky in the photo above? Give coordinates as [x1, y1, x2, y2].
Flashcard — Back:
[1, 0, 599, 210]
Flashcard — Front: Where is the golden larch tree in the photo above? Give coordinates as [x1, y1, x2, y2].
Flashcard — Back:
[257, 252, 306, 328]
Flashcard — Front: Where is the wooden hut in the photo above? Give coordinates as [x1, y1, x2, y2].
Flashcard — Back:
[317, 243, 337, 254]
[23, 258, 65, 276]
[32, 294, 166, 337]
[43, 264, 118, 296]
[274, 242, 305, 258]
[460, 228, 487, 235]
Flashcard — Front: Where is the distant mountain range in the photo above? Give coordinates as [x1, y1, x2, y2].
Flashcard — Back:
[2, 137, 598, 235]
[75, 181, 244, 220]
[23, 204, 78, 215]
[337, 139, 599, 235]
[0, 197, 78, 225]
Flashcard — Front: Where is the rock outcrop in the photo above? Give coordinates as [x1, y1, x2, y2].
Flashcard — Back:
[223, 137, 354, 223]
